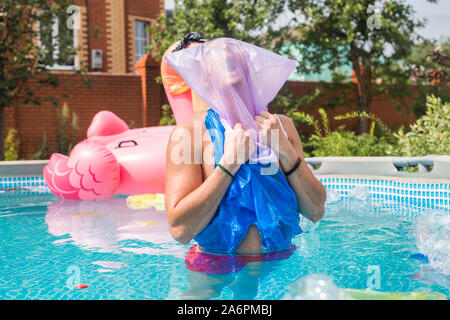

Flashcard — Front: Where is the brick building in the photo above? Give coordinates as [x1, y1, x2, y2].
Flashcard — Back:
[72, 0, 164, 74]
[6, 0, 166, 158]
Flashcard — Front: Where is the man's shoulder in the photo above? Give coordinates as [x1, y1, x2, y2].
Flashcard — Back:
[276, 114, 294, 126]
[277, 114, 296, 133]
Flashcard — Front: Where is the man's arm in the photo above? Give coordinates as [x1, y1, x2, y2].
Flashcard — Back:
[164, 121, 254, 244]
[278, 114, 326, 222]
[255, 112, 326, 222]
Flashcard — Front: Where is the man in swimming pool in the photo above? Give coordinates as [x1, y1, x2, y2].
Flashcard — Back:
[164, 36, 326, 254]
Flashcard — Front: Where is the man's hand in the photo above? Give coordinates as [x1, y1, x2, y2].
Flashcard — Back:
[254, 110, 294, 159]
[256, 111, 326, 223]
[221, 123, 256, 175]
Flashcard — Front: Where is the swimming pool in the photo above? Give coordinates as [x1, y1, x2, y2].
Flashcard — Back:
[0, 176, 448, 300]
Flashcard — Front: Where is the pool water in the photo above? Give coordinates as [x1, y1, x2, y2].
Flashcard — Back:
[0, 182, 448, 300]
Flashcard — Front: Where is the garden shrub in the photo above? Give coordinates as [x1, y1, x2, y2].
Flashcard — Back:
[287, 108, 398, 157]
[286, 95, 449, 157]
[391, 95, 450, 156]
[4, 128, 20, 161]
[159, 104, 176, 126]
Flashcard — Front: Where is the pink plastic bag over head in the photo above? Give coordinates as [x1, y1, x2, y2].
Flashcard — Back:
[164, 38, 298, 163]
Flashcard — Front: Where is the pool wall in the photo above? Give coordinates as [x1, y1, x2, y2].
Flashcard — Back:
[321, 176, 449, 212]
[0, 160, 47, 177]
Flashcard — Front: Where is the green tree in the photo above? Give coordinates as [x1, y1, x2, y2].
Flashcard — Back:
[406, 37, 450, 115]
[278, 0, 439, 133]
[148, 0, 286, 61]
[148, 0, 289, 125]
[408, 37, 450, 80]
[0, 0, 84, 160]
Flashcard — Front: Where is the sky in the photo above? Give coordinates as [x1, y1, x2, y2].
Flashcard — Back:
[164, 0, 450, 42]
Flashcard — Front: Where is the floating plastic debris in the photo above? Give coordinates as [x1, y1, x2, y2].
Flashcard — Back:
[284, 273, 446, 300]
[285, 274, 346, 300]
[413, 210, 450, 276]
[135, 222, 158, 226]
[126, 193, 165, 210]
[342, 288, 446, 300]
[410, 253, 429, 264]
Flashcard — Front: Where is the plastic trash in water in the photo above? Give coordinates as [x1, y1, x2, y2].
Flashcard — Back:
[410, 253, 430, 264]
[284, 274, 347, 300]
[74, 284, 88, 289]
[126, 193, 165, 211]
[283, 273, 447, 300]
[413, 210, 450, 276]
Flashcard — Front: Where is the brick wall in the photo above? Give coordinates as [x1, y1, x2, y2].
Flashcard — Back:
[277, 81, 417, 135]
[5, 62, 163, 159]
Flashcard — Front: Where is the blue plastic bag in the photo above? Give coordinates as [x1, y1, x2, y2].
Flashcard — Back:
[194, 109, 302, 253]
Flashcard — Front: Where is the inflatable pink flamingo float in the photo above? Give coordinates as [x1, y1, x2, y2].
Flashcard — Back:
[44, 41, 207, 200]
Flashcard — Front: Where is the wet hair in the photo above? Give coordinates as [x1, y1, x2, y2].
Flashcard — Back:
[172, 32, 207, 52]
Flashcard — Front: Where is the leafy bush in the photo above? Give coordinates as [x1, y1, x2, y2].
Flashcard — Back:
[159, 104, 176, 126]
[391, 95, 450, 156]
[308, 126, 396, 157]
[286, 95, 449, 157]
[287, 108, 398, 157]
[4, 128, 20, 161]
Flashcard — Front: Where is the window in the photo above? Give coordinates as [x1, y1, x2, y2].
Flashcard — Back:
[37, 13, 78, 70]
[134, 20, 149, 62]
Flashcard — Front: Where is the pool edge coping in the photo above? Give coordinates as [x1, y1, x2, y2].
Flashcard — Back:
[0, 157, 450, 181]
